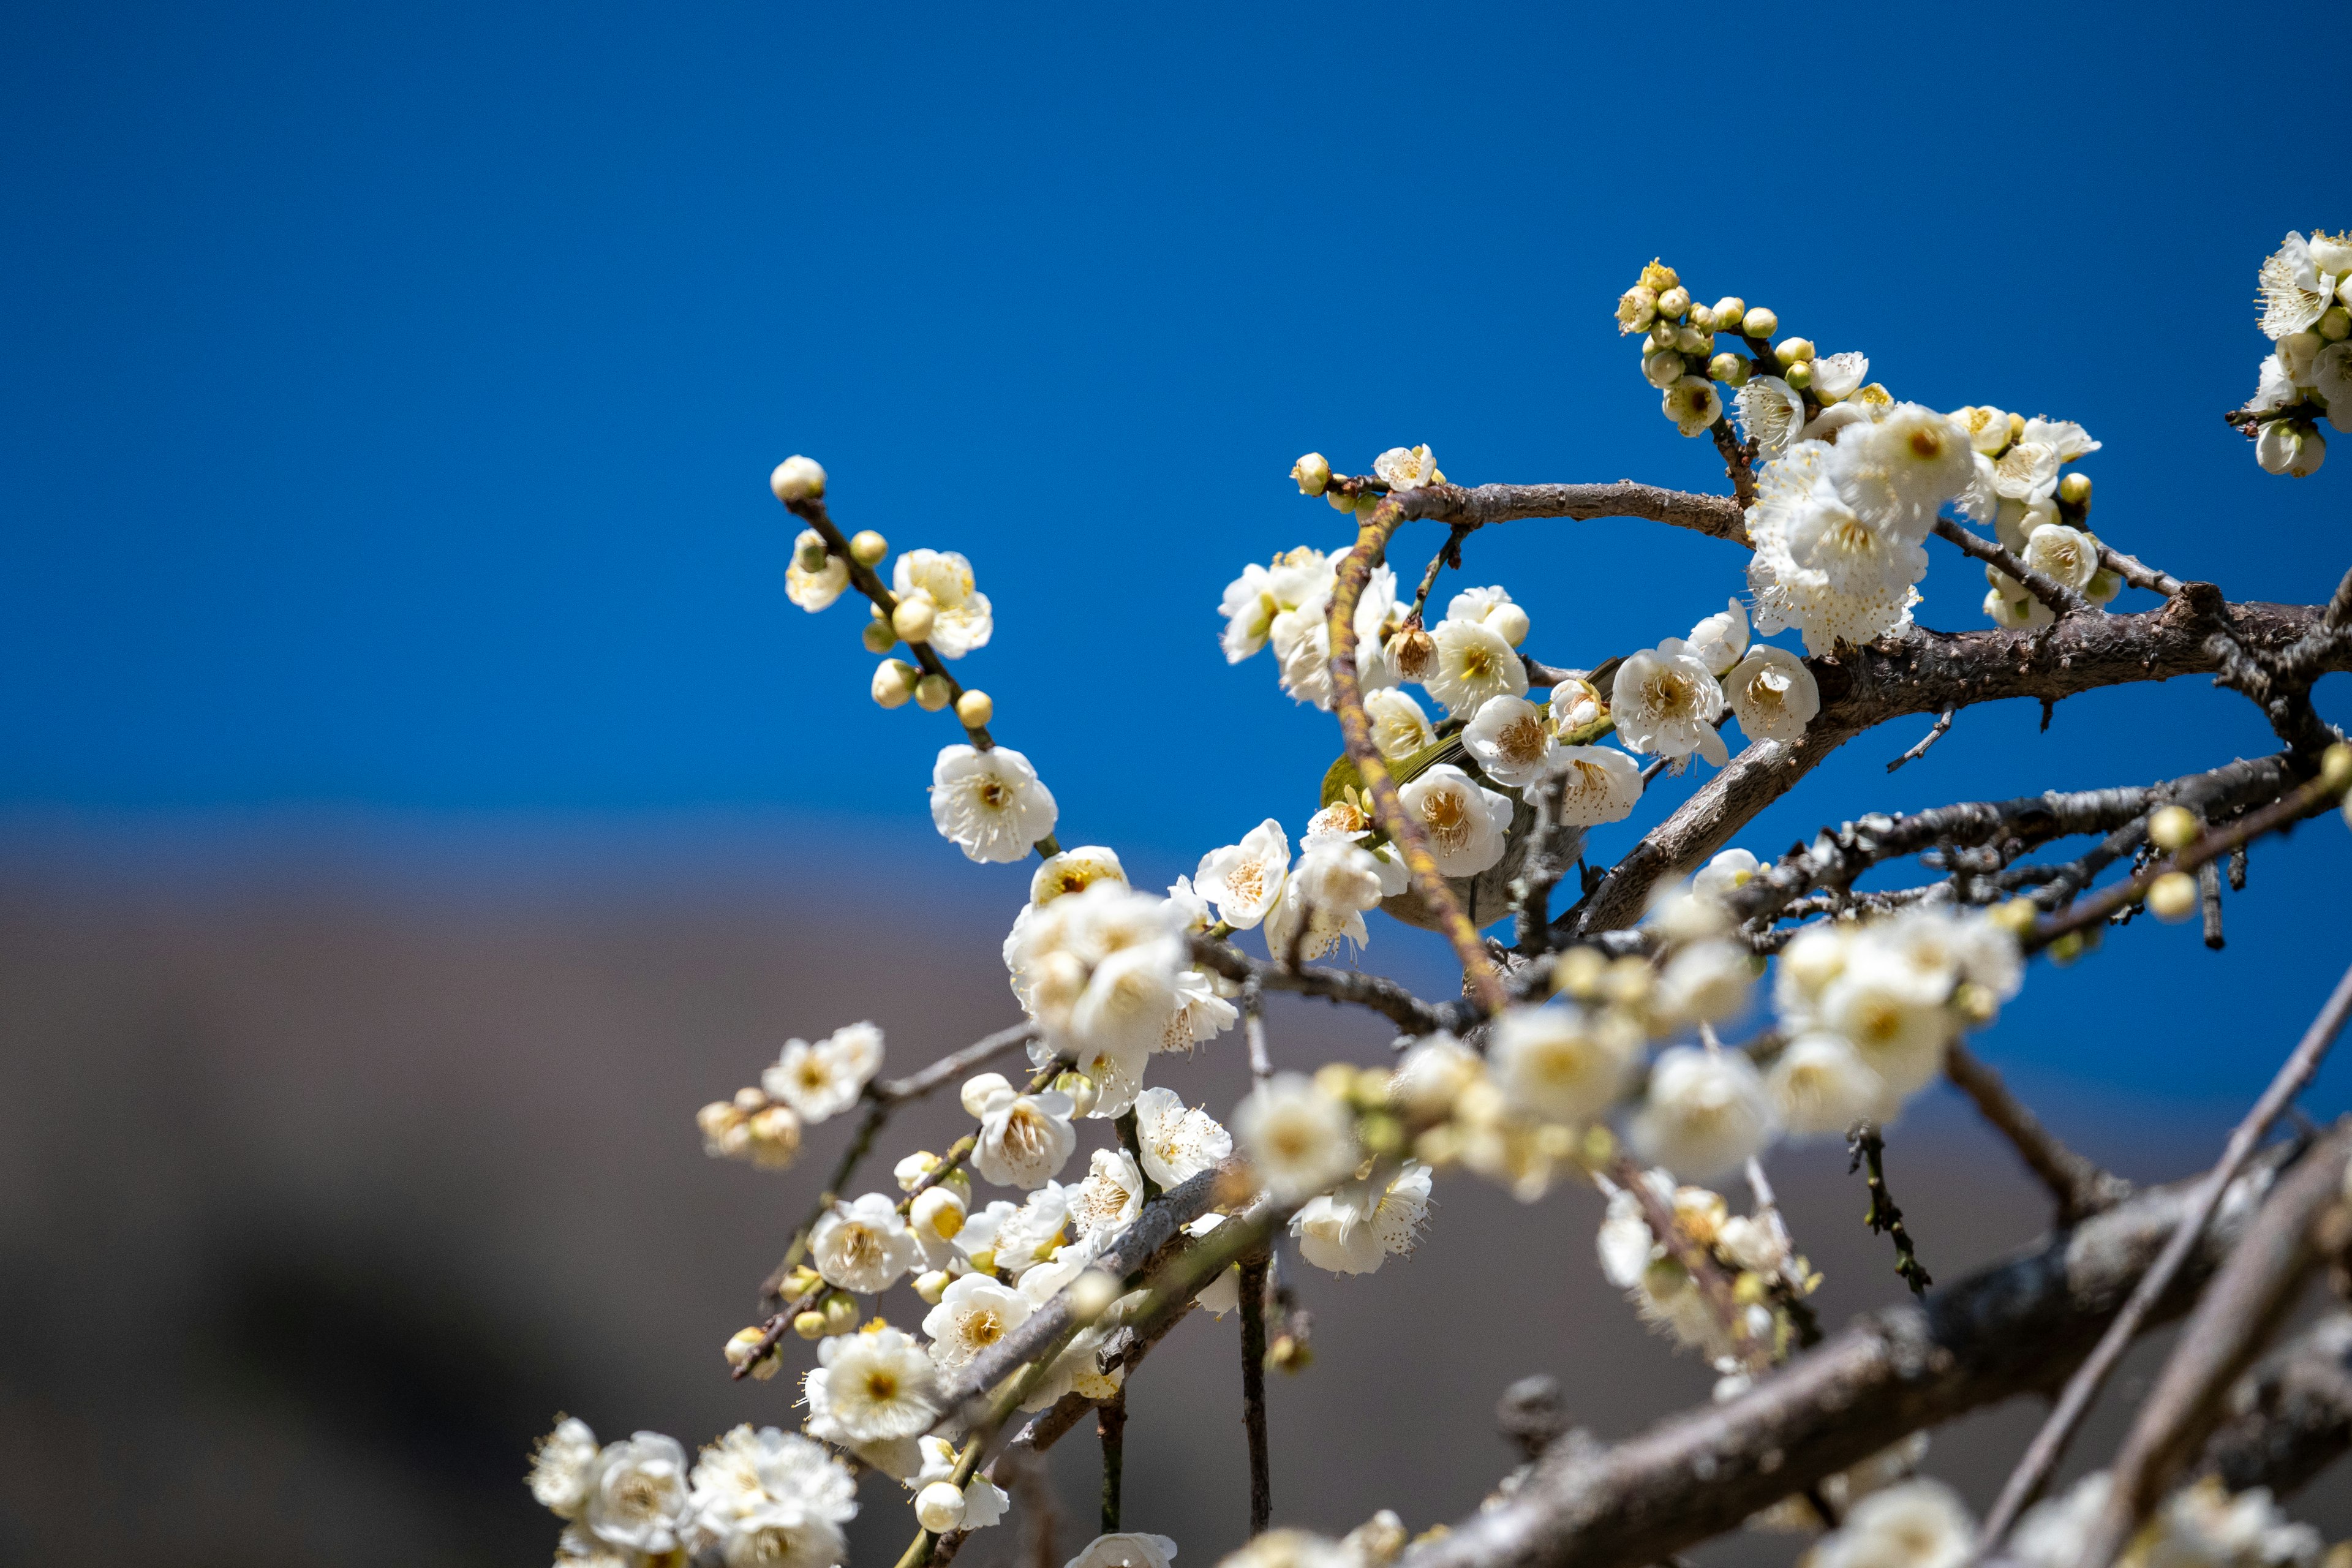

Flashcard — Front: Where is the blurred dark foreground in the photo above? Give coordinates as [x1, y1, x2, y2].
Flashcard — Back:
[0, 815, 2343, 1567]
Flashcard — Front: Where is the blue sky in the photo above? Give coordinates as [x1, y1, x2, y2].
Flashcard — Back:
[5, 2, 2348, 1107]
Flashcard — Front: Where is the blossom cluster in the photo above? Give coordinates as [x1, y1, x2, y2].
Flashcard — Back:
[697, 1020, 886, 1172]
[527, 1416, 862, 1568]
[2242, 230, 2352, 477]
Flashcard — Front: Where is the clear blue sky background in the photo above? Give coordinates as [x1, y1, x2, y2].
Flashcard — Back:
[4, 2, 2348, 1110]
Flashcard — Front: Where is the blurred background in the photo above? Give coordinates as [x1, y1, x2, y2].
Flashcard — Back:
[3, 3, 2349, 1564]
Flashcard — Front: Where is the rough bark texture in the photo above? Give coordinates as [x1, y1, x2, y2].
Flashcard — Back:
[2195, 1312, 2352, 1498]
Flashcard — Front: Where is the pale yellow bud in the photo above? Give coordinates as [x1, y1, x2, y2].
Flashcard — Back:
[2147, 805, 2199, 851]
[1313, 1061, 1359, 1101]
[956, 689, 993, 728]
[2146, 871, 2199, 922]
[821, 1293, 861, 1335]
[849, 529, 888, 565]
[913, 1269, 952, 1305]
[2057, 471, 2092, 506]
[1639, 260, 1679, 292]
[770, 455, 826, 503]
[1773, 337, 1815, 366]
[1552, 945, 1607, 999]
[872, 660, 918, 709]
[2321, 306, 2352, 343]
[1656, 285, 1691, 317]
[1327, 487, 1355, 511]
[1741, 306, 1777, 339]
[1989, 899, 2040, 935]
[915, 1482, 967, 1533]
[726, 1325, 781, 1379]
[1709, 352, 1749, 386]
[892, 595, 936, 643]
[2008, 411, 2027, 441]
[1292, 453, 1332, 496]
[1711, 297, 1746, 329]
[2320, 742, 2352, 791]
[862, 617, 897, 654]
[1488, 602, 1531, 647]
[1054, 1069, 1101, 1118]
[793, 1311, 827, 1340]
[1643, 350, 1686, 388]
[914, 673, 952, 712]
[1688, 304, 1717, 333]
[1783, 360, 1813, 391]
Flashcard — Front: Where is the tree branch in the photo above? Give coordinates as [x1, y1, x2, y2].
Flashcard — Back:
[1945, 1041, 2133, 1224]
[2193, 1311, 2352, 1499]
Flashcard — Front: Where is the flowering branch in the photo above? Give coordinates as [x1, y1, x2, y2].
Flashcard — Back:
[1187, 933, 1463, 1036]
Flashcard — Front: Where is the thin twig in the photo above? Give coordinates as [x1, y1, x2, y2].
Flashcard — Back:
[1885, 707, 1954, 774]
[1932, 517, 2091, 619]
[876, 1022, 1038, 1102]
[1847, 1126, 1931, 1296]
[1098, 1388, 1127, 1535]
[1974, 956, 2352, 1555]
[1242, 978, 1272, 1085]
[1190, 932, 1461, 1036]
[1238, 1253, 1274, 1536]
[1944, 1041, 2132, 1223]
[2099, 543, 2185, 599]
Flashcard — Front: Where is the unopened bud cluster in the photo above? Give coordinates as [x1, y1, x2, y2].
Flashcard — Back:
[1617, 258, 1761, 439]
[2241, 230, 2352, 478]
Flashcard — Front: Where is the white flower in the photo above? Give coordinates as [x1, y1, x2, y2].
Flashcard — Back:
[891, 549, 992, 658]
[811, 1193, 924, 1293]
[1425, 618, 1528, 717]
[764, 1022, 885, 1123]
[1008, 883, 1184, 1074]
[1373, 443, 1440, 491]
[2313, 343, 2352, 431]
[1444, 584, 1514, 627]
[1066, 1147, 1145, 1242]
[1811, 351, 1869, 404]
[581, 1431, 695, 1555]
[2245, 355, 2300, 415]
[1163, 875, 1213, 935]
[1951, 913, 2023, 1003]
[1391, 1031, 1483, 1118]
[972, 1084, 1079, 1189]
[1234, 1072, 1359, 1201]
[1268, 563, 1398, 710]
[2258, 232, 2334, 340]
[1733, 375, 1809, 459]
[1032, 846, 1128, 907]
[1817, 968, 1953, 1107]
[1365, 687, 1436, 759]
[1195, 820, 1291, 930]
[1548, 746, 1645, 826]
[1395, 763, 1514, 876]
[2021, 417, 2100, 462]
[687, 1425, 856, 1568]
[1291, 1163, 1434, 1275]
[1162, 967, 1240, 1054]
[1611, 639, 1729, 765]
[1684, 597, 1750, 677]
[1808, 1479, 1973, 1568]
[1463, 695, 1556, 787]
[2022, 523, 2098, 590]
[1954, 451, 2000, 524]
[1491, 1005, 1636, 1124]
[1220, 549, 1332, 664]
[771, 455, 827, 503]
[1825, 403, 1975, 539]
[1664, 375, 1723, 436]
[808, 1327, 938, 1442]
[785, 529, 850, 612]
[2257, 420, 2326, 477]
[1547, 677, 1605, 737]
[916, 1482, 967, 1533]
[1596, 1180, 1664, 1289]
[991, 1182, 1072, 1275]
[530, 1417, 601, 1518]
[1265, 840, 1385, 962]
[1952, 405, 2010, 454]
[1693, 848, 1759, 904]
[1723, 646, 1819, 743]
[1134, 1085, 1234, 1188]
[922, 1273, 1034, 1370]
[1065, 1533, 1181, 1568]
[1655, 939, 1755, 1026]
[1992, 440, 2060, 503]
[1768, 1034, 1888, 1136]
[1629, 1047, 1777, 1180]
[1746, 443, 1924, 655]
[930, 745, 1058, 864]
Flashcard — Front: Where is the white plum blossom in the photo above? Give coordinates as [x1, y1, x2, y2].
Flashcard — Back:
[1269, 562, 1399, 709]
[807, 1327, 938, 1444]
[1444, 584, 1515, 628]
[1684, 598, 1750, 676]
[922, 1273, 1034, 1370]
[2022, 416, 2100, 462]
[1234, 1072, 1358, 1201]
[1195, 820, 1290, 930]
[1746, 441, 1927, 655]
[1066, 1532, 1182, 1568]
[2310, 342, 2352, 430]
[1547, 676, 1605, 737]
[1692, 848, 1759, 904]
[687, 1425, 857, 1568]
[764, 1021, 884, 1123]
[1811, 351, 1869, 404]
[1066, 1147, 1145, 1242]
[1134, 1085, 1233, 1188]
[931, 744, 1058, 864]
[1031, 845, 1128, 906]
[1664, 374, 1722, 437]
[1768, 1033, 1888, 1136]
[1611, 639, 1729, 765]
[1492, 1004, 1637, 1124]
[811, 1192, 924, 1293]
[1655, 939, 1755, 1027]
[1824, 403, 1975, 538]
[1462, 693, 1556, 787]
[989, 1182, 1073, 1276]
[2258, 420, 2326, 477]
[1291, 1163, 1434, 1275]
[785, 529, 850, 612]
[1373, 444, 1440, 491]
[1365, 687, 1436, 759]
[1395, 764, 1513, 876]
[1548, 745, 1645, 826]
[1162, 967, 1240, 1054]
[891, 549, 993, 658]
[1265, 840, 1386, 962]
[1629, 1047, 1777, 1180]
[1722, 644, 1818, 744]
[971, 1080, 1079, 1189]
[580, 1431, 696, 1556]
[1992, 439, 2060, 503]
[1006, 881, 1183, 1077]
[1733, 375, 1809, 459]
[1807, 1479, 1974, 1568]
[1221, 548, 1332, 664]
[2258, 232, 2337, 340]
[1425, 618, 1528, 717]
[530, 1417, 602, 1518]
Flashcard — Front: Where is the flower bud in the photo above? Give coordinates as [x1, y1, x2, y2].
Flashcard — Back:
[747, 1105, 802, 1168]
[1357, 1111, 1404, 1156]
[2086, 570, 2122, 605]
[770, 455, 826, 503]
[1487, 602, 1531, 647]
[1989, 899, 2040, 936]
[1688, 304, 1717, 333]
[916, 1482, 967, 1532]
[1741, 306, 1777, 339]
[1267, 1333, 1313, 1373]
[960, 1072, 1012, 1117]
[849, 529, 888, 565]
[2257, 421, 2326, 477]
[784, 1264, 824, 1298]
[1386, 625, 1438, 683]
[1604, 954, 1654, 1008]
[914, 1269, 952, 1305]
[1068, 1268, 1122, 1322]
[2048, 931, 2086, 965]
[1616, 286, 1658, 334]
[1054, 1069, 1101, 1118]
[793, 1311, 827, 1340]
[1648, 321, 1679, 350]
[821, 1292, 861, 1335]
[1711, 297, 1745, 329]
[2057, 471, 2092, 506]
[1551, 944, 1607, 998]
[1951, 981, 1999, 1028]
[1656, 285, 1691, 318]
[1292, 453, 1332, 496]
[2321, 307, 2352, 343]
[1669, 325, 1707, 356]
[955, 689, 993, 728]
[2008, 411, 2027, 441]
[872, 660, 918, 709]
[794, 535, 832, 574]
[965, 1246, 997, 1276]
[1326, 487, 1355, 511]
[862, 616, 897, 654]
[892, 595, 937, 643]
[1708, 352, 1749, 386]
[1639, 260, 1679, 292]
[2146, 872, 2199, 923]
[912, 1186, 966, 1240]
[2148, 805, 2200, 851]
[733, 1085, 766, 1111]
[726, 1325, 781, 1379]
[2321, 742, 2352, 791]
[1773, 337, 1815, 366]
[914, 674, 952, 712]
[2281, 331, 2324, 383]
[1313, 1061, 1359, 1101]
[1782, 360, 1813, 391]
[1643, 350, 1686, 388]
